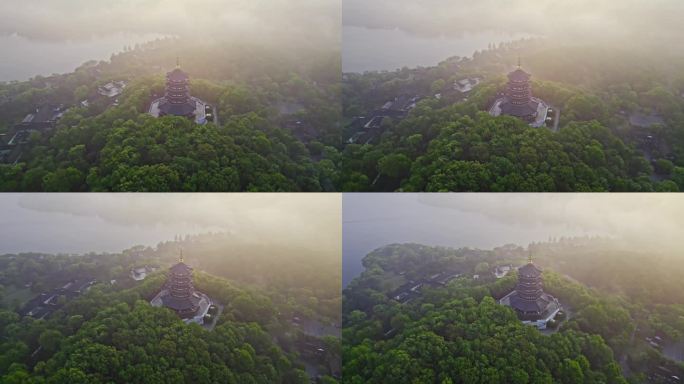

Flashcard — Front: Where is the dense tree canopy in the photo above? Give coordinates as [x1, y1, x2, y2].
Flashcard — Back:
[341, 39, 684, 192]
[0, 37, 342, 192]
[0, 111, 325, 192]
[0, 284, 309, 383]
[343, 241, 684, 383]
[344, 296, 625, 384]
[0, 235, 341, 383]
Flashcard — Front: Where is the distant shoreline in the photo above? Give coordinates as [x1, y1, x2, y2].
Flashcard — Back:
[342, 25, 532, 73]
[0, 32, 164, 82]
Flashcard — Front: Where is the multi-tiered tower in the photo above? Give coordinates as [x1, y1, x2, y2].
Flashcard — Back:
[158, 59, 196, 118]
[508, 255, 559, 322]
[500, 59, 540, 122]
[160, 250, 201, 318]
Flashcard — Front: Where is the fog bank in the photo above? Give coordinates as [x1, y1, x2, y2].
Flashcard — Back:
[0, 193, 341, 256]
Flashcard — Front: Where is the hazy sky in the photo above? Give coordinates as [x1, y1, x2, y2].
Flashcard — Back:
[0, 194, 341, 255]
[342, 26, 530, 72]
[0, 0, 339, 46]
[343, 194, 684, 285]
[343, 0, 684, 46]
[0, 0, 340, 81]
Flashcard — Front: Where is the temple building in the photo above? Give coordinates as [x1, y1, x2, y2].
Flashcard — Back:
[159, 65, 195, 118]
[1, 104, 68, 163]
[148, 59, 216, 125]
[499, 255, 561, 329]
[489, 60, 550, 128]
[150, 250, 212, 324]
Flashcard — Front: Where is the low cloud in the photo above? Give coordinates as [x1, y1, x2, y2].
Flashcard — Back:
[344, 0, 684, 46]
[0, 194, 340, 255]
[417, 194, 684, 252]
[0, 0, 339, 48]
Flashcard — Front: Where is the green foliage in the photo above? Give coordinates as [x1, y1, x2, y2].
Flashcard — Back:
[0, 38, 341, 192]
[649, 305, 684, 340]
[341, 242, 684, 383]
[343, 294, 626, 384]
[378, 153, 412, 179]
[2, 110, 327, 191]
[340, 109, 653, 191]
[0, 236, 341, 383]
[38, 329, 62, 353]
[654, 158, 674, 175]
[339, 39, 684, 192]
[0, 277, 310, 383]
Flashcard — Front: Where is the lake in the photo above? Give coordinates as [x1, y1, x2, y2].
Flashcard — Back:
[342, 194, 604, 287]
[0, 194, 226, 255]
[1, 26, 527, 79]
[342, 25, 531, 73]
[0, 33, 163, 82]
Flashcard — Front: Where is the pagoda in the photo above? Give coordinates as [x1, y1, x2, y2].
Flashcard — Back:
[489, 58, 549, 128]
[499, 254, 561, 329]
[499, 59, 540, 121]
[157, 58, 197, 118]
[151, 250, 212, 322]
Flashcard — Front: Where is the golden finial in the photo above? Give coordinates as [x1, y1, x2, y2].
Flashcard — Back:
[179, 248, 184, 263]
[528, 250, 533, 264]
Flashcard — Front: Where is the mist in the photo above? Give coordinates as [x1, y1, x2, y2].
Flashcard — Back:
[0, 193, 341, 256]
[343, 0, 684, 49]
[0, 0, 339, 48]
[343, 193, 684, 285]
[0, 0, 340, 80]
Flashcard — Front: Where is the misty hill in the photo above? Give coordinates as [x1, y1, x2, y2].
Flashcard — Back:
[0, 230, 341, 325]
[141, 232, 341, 324]
[0, 233, 342, 383]
[341, 39, 684, 192]
[0, 38, 342, 192]
[342, 241, 684, 383]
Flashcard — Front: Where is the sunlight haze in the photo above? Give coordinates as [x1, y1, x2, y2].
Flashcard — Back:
[344, 0, 684, 46]
[0, 194, 341, 256]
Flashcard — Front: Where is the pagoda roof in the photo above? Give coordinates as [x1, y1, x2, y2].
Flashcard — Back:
[501, 99, 539, 117]
[510, 292, 550, 313]
[161, 293, 200, 311]
[159, 100, 196, 117]
[169, 262, 192, 274]
[518, 262, 542, 277]
[508, 68, 531, 82]
[167, 68, 189, 82]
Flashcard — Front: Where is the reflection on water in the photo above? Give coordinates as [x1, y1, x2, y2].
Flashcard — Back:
[342, 25, 531, 73]
[342, 194, 595, 287]
[0, 33, 163, 82]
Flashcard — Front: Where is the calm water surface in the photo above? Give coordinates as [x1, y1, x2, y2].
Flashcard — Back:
[0, 33, 162, 82]
[343, 25, 531, 73]
[342, 194, 600, 287]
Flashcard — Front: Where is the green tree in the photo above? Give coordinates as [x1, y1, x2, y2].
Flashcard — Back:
[378, 154, 412, 180]
[38, 329, 63, 353]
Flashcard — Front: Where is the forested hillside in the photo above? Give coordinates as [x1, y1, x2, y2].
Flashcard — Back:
[343, 242, 684, 383]
[341, 39, 684, 191]
[0, 234, 341, 383]
[0, 37, 342, 191]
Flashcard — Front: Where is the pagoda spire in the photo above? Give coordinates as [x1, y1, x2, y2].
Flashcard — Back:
[528, 249, 533, 264]
[176, 56, 180, 68]
[179, 248, 184, 263]
[517, 56, 521, 68]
